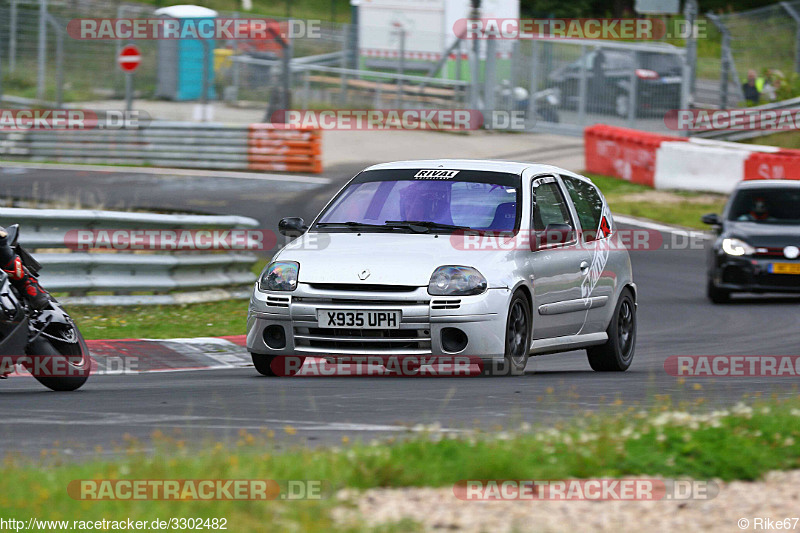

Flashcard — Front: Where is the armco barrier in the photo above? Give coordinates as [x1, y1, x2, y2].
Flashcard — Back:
[0, 207, 261, 306]
[585, 125, 800, 194]
[584, 125, 688, 187]
[0, 121, 322, 174]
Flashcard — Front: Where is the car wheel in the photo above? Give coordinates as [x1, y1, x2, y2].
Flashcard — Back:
[251, 353, 306, 377]
[615, 93, 630, 118]
[587, 289, 636, 372]
[484, 292, 530, 377]
[706, 278, 731, 304]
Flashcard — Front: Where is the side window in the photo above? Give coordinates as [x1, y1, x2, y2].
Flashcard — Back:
[532, 180, 573, 232]
[561, 176, 607, 242]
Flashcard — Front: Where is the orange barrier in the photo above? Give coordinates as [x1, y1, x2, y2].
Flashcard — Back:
[744, 151, 800, 181]
[247, 125, 322, 173]
[584, 125, 686, 187]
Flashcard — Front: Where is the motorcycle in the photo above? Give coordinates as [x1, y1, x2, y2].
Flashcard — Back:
[0, 224, 92, 391]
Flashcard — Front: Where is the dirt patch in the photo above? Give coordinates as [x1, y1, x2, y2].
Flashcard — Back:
[335, 470, 800, 532]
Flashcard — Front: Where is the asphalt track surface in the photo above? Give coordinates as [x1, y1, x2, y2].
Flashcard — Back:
[1, 163, 799, 458]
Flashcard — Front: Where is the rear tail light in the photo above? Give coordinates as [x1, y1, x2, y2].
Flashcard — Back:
[635, 69, 659, 80]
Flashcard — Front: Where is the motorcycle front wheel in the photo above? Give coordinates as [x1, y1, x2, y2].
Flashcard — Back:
[24, 328, 92, 391]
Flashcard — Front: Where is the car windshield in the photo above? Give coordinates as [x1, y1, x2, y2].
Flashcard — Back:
[315, 169, 521, 232]
[728, 187, 800, 224]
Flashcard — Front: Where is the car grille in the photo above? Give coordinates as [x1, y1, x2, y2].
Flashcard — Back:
[757, 273, 800, 288]
[293, 325, 431, 353]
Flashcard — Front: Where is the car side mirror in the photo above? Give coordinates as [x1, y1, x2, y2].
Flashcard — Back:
[278, 217, 307, 237]
[701, 213, 721, 226]
[531, 223, 574, 251]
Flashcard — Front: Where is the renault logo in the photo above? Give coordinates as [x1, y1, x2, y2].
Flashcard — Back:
[358, 269, 370, 280]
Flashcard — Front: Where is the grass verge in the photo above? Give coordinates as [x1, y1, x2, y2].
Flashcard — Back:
[3, 394, 800, 531]
[585, 173, 728, 229]
[71, 299, 248, 340]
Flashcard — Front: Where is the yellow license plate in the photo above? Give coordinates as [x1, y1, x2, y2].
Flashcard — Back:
[770, 263, 800, 275]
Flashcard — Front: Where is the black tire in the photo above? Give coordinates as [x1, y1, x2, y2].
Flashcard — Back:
[251, 353, 305, 377]
[24, 331, 91, 391]
[587, 289, 636, 372]
[484, 292, 531, 377]
[707, 278, 731, 304]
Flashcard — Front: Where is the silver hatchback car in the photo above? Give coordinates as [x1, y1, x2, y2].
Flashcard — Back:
[247, 160, 637, 376]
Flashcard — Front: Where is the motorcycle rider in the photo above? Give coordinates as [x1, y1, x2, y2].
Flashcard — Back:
[0, 227, 50, 310]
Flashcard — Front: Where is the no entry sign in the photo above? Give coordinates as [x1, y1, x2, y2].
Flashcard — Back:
[118, 45, 141, 72]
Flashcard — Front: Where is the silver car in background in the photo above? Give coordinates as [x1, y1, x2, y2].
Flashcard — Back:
[247, 160, 637, 376]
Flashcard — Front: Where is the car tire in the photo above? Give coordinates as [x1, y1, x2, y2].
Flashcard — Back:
[587, 289, 636, 372]
[484, 292, 530, 377]
[707, 278, 731, 304]
[251, 353, 277, 376]
[251, 353, 307, 377]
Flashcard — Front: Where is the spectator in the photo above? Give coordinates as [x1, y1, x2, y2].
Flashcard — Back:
[762, 69, 784, 102]
[742, 69, 763, 105]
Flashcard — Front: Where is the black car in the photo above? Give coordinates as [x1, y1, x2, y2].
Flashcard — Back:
[703, 180, 800, 303]
[547, 47, 683, 118]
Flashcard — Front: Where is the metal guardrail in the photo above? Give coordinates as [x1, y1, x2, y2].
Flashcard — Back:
[0, 121, 323, 173]
[0, 207, 261, 306]
[692, 96, 800, 141]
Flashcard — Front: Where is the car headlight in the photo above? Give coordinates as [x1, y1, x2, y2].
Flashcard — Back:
[428, 266, 487, 296]
[259, 261, 299, 291]
[721, 238, 755, 256]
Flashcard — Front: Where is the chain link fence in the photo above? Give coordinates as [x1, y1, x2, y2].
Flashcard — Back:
[0, 0, 699, 136]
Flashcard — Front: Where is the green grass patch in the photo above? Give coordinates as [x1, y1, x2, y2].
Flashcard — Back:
[585, 173, 728, 229]
[71, 299, 248, 340]
[3, 395, 800, 531]
[746, 130, 800, 150]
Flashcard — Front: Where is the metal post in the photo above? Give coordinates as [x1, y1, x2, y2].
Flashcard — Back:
[303, 69, 310, 108]
[577, 45, 588, 127]
[627, 51, 638, 128]
[125, 73, 133, 112]
[455, 39, 462, 81]
[9, 0, 17, 73]
[527, 40, 539, 130]
[350, 2, 359, 71]
[44, 14, 63, 107]
[282, 36, 292, 112]
[37, 0, 47, 100]
[54, 20, 63, 107]
[201, 39, 210, 118]
[469, 1, 481, 114]
[483, 38, 496, 120]
[781, 1, 800, 73]
[396, 25, 405, 108]
[720, 30, 730, 108]
[684, 0, 698, 99]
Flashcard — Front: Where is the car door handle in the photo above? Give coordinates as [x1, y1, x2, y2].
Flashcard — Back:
[579, 261, 590, 273]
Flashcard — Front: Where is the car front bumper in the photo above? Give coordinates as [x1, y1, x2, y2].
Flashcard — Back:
[712, 255, 800, 293]
[246, 284, 511, 360]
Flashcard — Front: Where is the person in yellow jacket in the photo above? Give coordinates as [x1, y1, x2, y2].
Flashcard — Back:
[742, 69, 764, 104]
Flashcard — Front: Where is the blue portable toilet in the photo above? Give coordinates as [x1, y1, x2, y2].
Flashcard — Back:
[155, 5, 217, 101]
